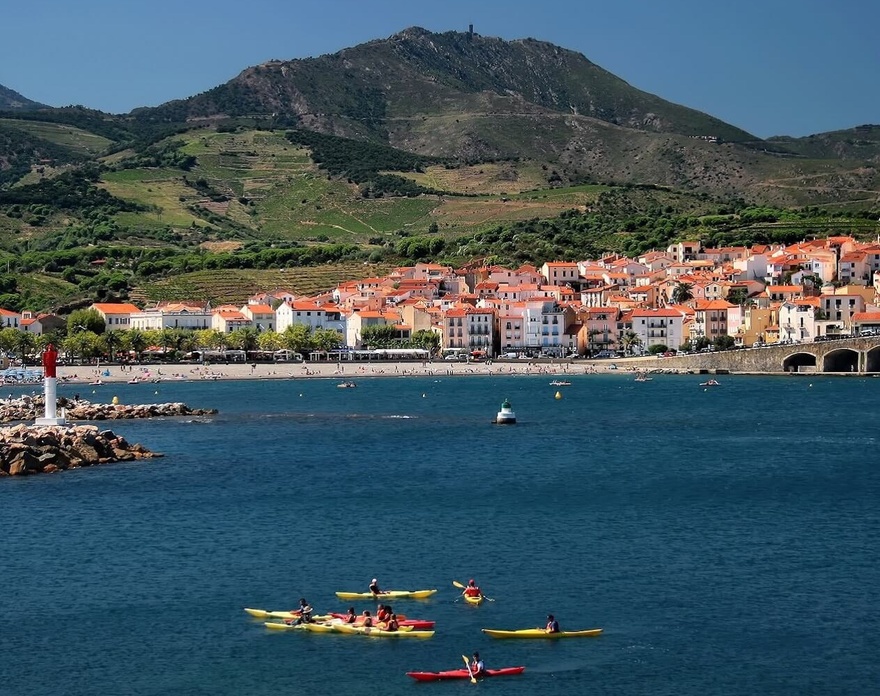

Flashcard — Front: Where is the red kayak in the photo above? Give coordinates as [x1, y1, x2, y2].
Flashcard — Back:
[407, 666, 525, 682]
[329, 613, 435, 630]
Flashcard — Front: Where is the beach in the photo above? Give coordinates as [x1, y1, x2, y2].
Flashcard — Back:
[55, 358, 644, 385]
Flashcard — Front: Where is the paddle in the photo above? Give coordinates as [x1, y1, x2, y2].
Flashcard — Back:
[462, 655, 477, 684]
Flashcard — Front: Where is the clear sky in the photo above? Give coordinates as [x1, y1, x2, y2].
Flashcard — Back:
[2, 0, 877, 138]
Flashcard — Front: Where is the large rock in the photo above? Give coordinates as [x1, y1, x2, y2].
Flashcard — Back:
[0, 424, 163, 476]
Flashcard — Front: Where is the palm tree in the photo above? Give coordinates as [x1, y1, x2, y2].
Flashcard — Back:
[671, 282, 694, 305]
[620, 330, 642, 356]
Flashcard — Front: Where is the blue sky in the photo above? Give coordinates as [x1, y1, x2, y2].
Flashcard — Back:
[2, 0, 877, 138]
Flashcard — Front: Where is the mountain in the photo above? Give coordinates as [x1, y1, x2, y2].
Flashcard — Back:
[125, 28, 880, 204]
[134, 27, 755, 144]
[0, 83, 48, 110]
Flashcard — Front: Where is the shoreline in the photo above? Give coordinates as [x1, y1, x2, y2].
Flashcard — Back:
[7, 360, 872, 388]
[52, 360, 632, 385]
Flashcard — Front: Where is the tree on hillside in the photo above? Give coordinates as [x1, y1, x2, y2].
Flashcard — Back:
[671, 282, 694, 305]
[67, 308, 105, 335]
[726, 288, 748, 306]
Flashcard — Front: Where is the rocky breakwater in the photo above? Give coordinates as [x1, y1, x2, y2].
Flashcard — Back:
[0, 396, 218, 423]
[0, 424, 162, 476]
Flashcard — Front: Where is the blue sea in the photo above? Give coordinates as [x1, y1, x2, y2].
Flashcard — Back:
[2, 374, 879, 696]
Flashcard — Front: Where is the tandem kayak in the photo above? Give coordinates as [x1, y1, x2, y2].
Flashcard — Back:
[482, 628, 603, 639]
[328, 613, 435, 630]
[407, 666, 525, 682]
[334, 624, 434, 638]
[335, 589, 437, 601]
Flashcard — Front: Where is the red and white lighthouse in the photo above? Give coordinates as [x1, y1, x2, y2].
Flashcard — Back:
[35, 343, 66, 426]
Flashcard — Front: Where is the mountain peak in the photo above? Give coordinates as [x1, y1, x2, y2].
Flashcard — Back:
[0, 83, 48, 110]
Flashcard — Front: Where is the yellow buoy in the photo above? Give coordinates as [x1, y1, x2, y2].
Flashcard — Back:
[112, 395, 119, 405]
[555, 391, 562, 400]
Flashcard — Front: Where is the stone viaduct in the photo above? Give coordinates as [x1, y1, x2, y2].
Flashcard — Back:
[640, 336, 880, 374]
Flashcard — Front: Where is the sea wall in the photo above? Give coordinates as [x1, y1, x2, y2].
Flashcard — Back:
[0, 424, 162, 476]
[0, 396, 217, 424]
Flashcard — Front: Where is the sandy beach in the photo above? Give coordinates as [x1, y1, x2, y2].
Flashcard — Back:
[55, 358, 643, 385]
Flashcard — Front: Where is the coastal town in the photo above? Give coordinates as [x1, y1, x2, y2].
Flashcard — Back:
[2, 235, 880, 365]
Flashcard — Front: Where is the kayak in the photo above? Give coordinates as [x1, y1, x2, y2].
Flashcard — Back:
[407, 666, 525, 682]
[464, 594, 484, 605]
[328, 613, 435, 630]
[335, 589, 437, 601]
[334, 624, 434, 638]
[482, 628, 603, 639]
[263, 621, 346, 634]
[245, 608, 331, 621]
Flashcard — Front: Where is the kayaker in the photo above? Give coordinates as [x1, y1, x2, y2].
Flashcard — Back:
[293, 598, 313, 625]
[359, 610, 373, 627]
[384, 614, 400, 632]
[376, 604, 390, 623]
[369, 578, 385, 596]
[471, 651, 485, 677]
[545, 614, 560, 633]
[343, 607, 357, 624]
[463, 579, 482, 598]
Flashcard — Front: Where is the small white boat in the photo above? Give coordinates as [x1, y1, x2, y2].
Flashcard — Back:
[700, 379, 720, 387]
[336, 381, 357, 388]
[495, 398, 516, 424]
[549, 380, 571, 386]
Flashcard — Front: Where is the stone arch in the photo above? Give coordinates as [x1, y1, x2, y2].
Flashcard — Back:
[823, 348, 859, 373]
[866, 346, 880, 373]
[782, 352, 817, 372]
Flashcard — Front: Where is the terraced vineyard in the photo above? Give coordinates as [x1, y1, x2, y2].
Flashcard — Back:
[135, 263, 395, 305]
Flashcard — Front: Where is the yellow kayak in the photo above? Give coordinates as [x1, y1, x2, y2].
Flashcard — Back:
[263, 621, 337, 633]
[335, 589, 437, 601]
[464, 594, 484, 605]
[341, 624, 433, 638]
[482, 628, 603, 639]
[245, 608, 331, 621]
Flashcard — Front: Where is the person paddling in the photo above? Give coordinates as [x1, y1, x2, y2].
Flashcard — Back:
[545, 614, 560, 633]
[369, 578, 385, 596]
[470, 651, 485, 677]
[384, 613, 400, 632]
[291, 598, 313, 625]
[376, 604, 390, 624]
[462, 579, 482, 598]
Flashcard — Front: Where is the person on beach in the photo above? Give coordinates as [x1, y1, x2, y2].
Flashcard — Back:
[462, 579, 482, 598]
[471, 651, 485, 676]
[545, 614, 560, 633]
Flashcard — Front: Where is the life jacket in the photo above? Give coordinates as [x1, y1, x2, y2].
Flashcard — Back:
[345, 613, 356, 624]
[385, 619, 399, 632]
[464, 587, 481, 597]
[362, 616, 373, 627]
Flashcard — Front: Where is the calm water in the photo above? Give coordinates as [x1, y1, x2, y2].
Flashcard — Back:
[1, 374, 878, 695]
